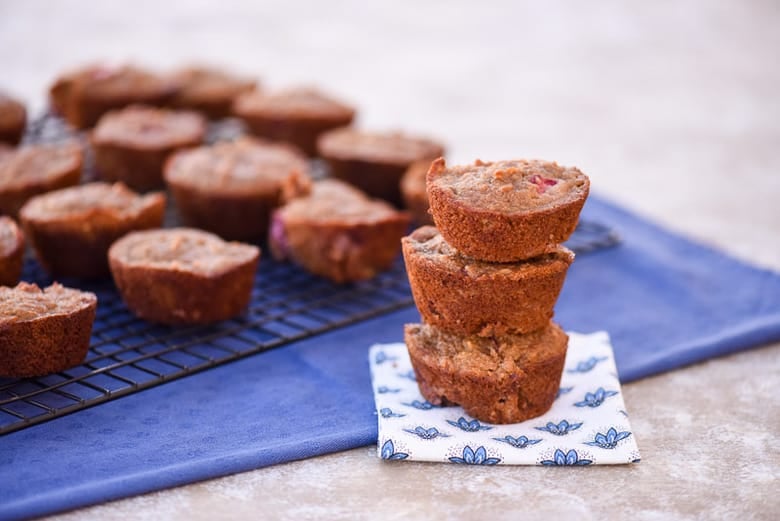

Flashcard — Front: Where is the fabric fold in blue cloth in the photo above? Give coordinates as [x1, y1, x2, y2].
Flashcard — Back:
[1, 195, 779, 520]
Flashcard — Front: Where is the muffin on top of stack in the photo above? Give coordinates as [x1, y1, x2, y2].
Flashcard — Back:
[402, 157, 590, 424]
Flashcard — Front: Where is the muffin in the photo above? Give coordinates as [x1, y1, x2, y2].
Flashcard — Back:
[20, 182, 165, 278]
[49, 64, 179, 129]
[91, 105, 206, 191]
[402, 226, 574, 337]
[0, 216, 25, 287]
[0, 91, 26, 145]
[427, 158, 590, 262]
[0, 141, 83, 217]
[400, 159, 434, 225]
[108, 228, 260, 325]
[169, 66, 256, 119]
[269, 179, 410, 283]
[164, 138, 312, 241]
[317, 128, 444, 207]
[234, 87, 355, 156]
[404, 322, 568, 424]
[0, 282, 97, 378]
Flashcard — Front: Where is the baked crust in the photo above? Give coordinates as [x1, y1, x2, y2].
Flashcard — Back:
[427, 158, 590, 261]
[234, 87, 355, 156]
[0, 142, 83, 217]
[49, 64, 179, 129]
[108, 228, 260, 325]
[400, 159, 434, 225]
[91, 105, 206, 192]
[0, 282, 97, 378]
[317, 129, 444, 207]
[169, 66, 257, 119]
[20, 182, 165, 278]
[0, 216, 25, 286]
[269, 179, 410, 283]
[403, 226, 573, 336]
[0, 91, 26, 146]
[405, 321, 568, 424]
[164, 138, 312, 241]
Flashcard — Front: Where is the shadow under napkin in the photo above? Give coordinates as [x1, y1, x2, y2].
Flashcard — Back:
[1, 195, 779, 520]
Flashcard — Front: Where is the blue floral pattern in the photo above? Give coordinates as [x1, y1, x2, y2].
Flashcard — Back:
[541, 449, 592, 466]
[446, 417, 492, 432]
[574, 387, 618, 408]
[369, 332, 641, 465]
[535, 420, 582, 436]
[374, 351, 396, 365]
[404, 426, 450, 440]
[380, 439, 408, 460]
[493, 435, 542, 448]
[379, 407, 405, 418]
[449, 446, 500, 465]
[568, 356, 608, 373]
[584, 428, 632, 449]
[403, 399, 435, 410]
[397, 370, 417, 381]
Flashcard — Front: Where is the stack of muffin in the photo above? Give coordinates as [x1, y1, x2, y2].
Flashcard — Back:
[402, 157, 590, 424]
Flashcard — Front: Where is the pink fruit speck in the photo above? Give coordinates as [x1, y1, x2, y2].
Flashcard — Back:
[529, 174, 558, 193]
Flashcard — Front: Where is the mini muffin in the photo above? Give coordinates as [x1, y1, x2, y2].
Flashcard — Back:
[91, 105, 206, 191]
[0, 282, 97, 378]
[405, 322, 568, 424]
[403, 226, 574, 336]
[317, 128, 444, 207]
[49, 64, 179, 128]
[0, 91, 26, 145]
[234, 87, 355, 156]
[269, 179, 410, 283]
[109, 228, 259, 325]
[0, 216, 25, 286]
[0, 141, 83, 217]
[427, 158, 590, 262]
[169, 66, 257, 119]
[164, 138, 312, 241]
[20, 182, 165, 278]
[400, 159, 434, 225]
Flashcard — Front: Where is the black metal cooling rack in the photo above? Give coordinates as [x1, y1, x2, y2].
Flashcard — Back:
[0, 113, 621, 436]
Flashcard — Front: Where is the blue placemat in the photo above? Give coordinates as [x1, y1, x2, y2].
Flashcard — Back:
[1, 195, 779, 520]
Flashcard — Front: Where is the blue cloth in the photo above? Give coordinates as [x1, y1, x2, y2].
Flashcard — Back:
[1, 195, 779, 520]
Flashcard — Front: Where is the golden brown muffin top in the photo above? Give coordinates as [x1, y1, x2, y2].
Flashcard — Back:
[164, 138, 310, 195]
[404, 225, 574, 279]
[0, 216, 23, 257]
[58, 64, 177, 99]
[277, 179, 402, 225]
[234, 87, 355, 121]
[171, 66, 256, 103]
[427, 158, 590, 213]
[20, 182, 164, 222]
[0, 91, 26, 129]
[91, 105, 206, 149]
[0, 282, 96, 324]
[318, 128, 444, 166]
[0, 142, 82, 190]
[109, 228, 259, 276]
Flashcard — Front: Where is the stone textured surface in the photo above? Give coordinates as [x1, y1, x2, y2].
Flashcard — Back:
[1, 0, 778, 519]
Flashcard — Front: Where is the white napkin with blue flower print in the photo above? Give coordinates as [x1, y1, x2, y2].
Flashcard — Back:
[370, 331, 640, 466]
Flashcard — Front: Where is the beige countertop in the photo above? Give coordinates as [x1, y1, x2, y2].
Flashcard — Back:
[1, 1, 778, 519]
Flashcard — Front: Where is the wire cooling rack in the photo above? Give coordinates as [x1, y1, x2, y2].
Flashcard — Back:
[0, 113, 621, 436]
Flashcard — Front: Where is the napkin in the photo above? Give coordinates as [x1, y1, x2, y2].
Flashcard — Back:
[370, 332, 640, 465]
